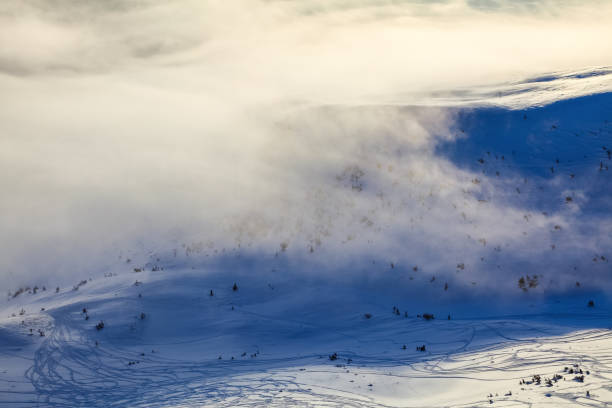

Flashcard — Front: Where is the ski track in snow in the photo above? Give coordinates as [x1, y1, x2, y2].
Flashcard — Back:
[2, 290, 612, 407]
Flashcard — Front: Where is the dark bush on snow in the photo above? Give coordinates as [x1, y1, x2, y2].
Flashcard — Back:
[518, 275, 538, 291]
[329, 353, 338, 361]
[11, 287, 28, 298]
[422, 313, 434, 320]
[73, 280, 87, 291]
[96, 321, 105, 331]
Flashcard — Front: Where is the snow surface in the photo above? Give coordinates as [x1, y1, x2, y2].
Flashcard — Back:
[2, 267, 611, 407]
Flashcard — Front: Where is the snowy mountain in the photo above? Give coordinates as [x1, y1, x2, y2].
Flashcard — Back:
[3, 85, 612, 406]
[1, 0, 612, 406]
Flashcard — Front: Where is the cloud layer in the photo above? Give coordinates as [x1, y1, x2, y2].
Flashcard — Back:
[1, 0, 611, 293]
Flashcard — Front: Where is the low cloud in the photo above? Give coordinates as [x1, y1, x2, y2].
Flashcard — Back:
[1, 0, 611, 294]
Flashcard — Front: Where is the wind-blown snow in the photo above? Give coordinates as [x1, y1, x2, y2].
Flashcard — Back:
[1, 0, 612, 290]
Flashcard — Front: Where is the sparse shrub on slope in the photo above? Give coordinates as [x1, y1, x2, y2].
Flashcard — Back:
[518, 275, 538, 291]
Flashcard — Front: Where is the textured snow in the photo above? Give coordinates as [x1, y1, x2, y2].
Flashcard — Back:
[1, 262, 612, 407]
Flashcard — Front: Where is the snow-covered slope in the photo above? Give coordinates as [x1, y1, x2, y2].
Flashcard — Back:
[2, 266, 611, 407]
